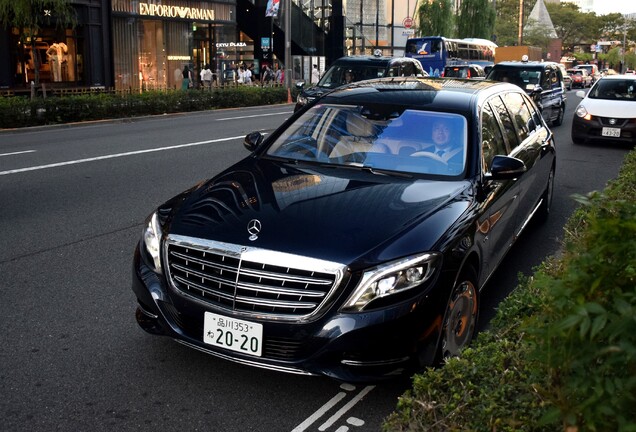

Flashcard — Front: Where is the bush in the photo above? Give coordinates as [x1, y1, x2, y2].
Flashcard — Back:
[0, 86, 294, 129]
[384, 150, 636, 431]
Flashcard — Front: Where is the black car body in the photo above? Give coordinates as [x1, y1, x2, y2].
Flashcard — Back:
[294, 54, 426, 112]
[132, 77, 556, 382]
[486, 60, 567, 127]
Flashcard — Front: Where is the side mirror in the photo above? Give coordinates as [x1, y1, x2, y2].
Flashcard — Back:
[295, 81, 306, 89]
[575, 90, 586, 99]
[485, 155, 527, 180]
[243, 132, 265, 152]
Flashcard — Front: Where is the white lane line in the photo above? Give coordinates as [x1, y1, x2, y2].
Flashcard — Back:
[318, 386, 375, 431]
[0, 150, 36, 157]
[0, 136, 243, 176]
[216, 111, 291, 121]
[291, 392, 348, 432]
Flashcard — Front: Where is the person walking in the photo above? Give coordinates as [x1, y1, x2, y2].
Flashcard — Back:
[311, 64, 320, 84]
[181, 65, 192, 90]
[200, 63, 213, 90]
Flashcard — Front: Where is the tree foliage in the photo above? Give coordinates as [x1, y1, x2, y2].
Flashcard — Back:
[416, 0, 454, 38]
[457, 0, 495, 40]
[493, 0, 534, 46]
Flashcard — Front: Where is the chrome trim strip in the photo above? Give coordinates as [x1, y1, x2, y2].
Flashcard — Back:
[174, 339, 316, 376]
[341, 356, 410, 367]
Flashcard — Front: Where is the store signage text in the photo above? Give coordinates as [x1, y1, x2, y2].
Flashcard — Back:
[139, 3, 215, 20]
[215, 42, 248, 48]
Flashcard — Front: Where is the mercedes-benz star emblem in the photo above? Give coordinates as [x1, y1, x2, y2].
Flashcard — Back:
[247, 219, 261, 241]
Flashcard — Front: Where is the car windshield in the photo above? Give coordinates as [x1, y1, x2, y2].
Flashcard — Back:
[317, 66, 388, 89]
[266, 104, 468, 177]
[588, 79, 636, 101]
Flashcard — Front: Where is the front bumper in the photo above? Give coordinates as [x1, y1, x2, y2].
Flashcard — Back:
[131, 245, 447, 382]
[572, 114, 636, 145]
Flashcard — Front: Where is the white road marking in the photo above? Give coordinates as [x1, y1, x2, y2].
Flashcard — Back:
[0, 150, 36, 157]
[0, 136, 243, 176]
[290, 392, 348, 432]
[318, 386, 375, 431]
[216, 111, 291, 121]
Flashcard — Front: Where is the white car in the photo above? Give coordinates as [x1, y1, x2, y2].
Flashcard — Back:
[571, 74, 636, 145]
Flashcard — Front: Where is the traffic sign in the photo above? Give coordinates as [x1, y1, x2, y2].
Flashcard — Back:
[403, 17, 413, 29]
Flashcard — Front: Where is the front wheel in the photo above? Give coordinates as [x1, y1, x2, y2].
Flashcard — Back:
[439, 267, 479, 361]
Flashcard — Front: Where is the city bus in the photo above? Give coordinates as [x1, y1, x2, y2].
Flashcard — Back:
[405, 36, 497, 77]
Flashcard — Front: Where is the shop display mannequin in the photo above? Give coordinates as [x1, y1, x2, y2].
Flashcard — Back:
[47, 42, 68, 81]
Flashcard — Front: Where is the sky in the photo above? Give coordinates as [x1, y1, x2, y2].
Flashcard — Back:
[592, 0, 636, 15]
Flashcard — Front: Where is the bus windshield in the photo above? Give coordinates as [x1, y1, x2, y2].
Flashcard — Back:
[405, 36, 496, 77]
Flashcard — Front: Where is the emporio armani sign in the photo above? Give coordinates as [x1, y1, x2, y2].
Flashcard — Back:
[139, 3, 215, 20]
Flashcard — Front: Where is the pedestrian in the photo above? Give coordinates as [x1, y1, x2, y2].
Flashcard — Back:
[244, 64, 253, 85]
[200, 63, 213, 90]
[261, 65, 274, 86]
[181, 65, 192, 90]
[275, 65, 283, 85]
[311, 64, 320, 84]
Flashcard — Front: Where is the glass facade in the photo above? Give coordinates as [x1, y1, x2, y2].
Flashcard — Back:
[111, 0, 243, 90]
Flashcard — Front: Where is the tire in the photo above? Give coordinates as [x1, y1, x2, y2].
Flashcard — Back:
[552, 105, 564, 127]
[535, 165, 555, 223]
[439, 266, 479, 361]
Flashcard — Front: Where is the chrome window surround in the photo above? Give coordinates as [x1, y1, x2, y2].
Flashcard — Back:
[164, 234, 347, 322]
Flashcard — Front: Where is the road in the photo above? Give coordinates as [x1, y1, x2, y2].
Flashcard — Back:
[0, 95, 631, 432]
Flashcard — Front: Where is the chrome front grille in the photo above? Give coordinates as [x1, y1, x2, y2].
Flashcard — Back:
[165, 235, 345, 320]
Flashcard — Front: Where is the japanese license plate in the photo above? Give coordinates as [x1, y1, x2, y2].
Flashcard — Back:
[203, 312, 263, 357]
[601, 127, 621, 137]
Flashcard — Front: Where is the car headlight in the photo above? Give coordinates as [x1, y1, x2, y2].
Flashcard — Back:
[575, 104, 590, 120]
[142, 211, 163, 272]
[296, 94, 308, 105]
[341, 253, 441, 312]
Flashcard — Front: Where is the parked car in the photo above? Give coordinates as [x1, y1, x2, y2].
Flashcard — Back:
[626, 69, 635, 75]
[294, 52, 427, 112]
[486, 60, 567, 126]
[571, 74, 636, 145]
[132, 77, 556, 382]
[442, 64, 486, 79]
[557, 64, 572, 90]
[567, 68, 593, 88]
[574, 64, 601, 83]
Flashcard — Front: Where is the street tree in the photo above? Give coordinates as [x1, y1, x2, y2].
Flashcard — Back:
[457, 0, 495, 40]
[545, 2, 600, 51]
[416, 0, 454, 38]
[493, 0, 534, 46]
[0, 0, 76, 87]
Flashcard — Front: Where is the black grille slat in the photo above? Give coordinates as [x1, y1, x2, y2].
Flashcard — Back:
[167, 240, 339, 318]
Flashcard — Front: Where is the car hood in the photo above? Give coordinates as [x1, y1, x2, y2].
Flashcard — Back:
[165, 157, 473, 267]
[580, 97, 636, 118]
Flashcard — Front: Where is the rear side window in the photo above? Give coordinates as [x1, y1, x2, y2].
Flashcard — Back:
[489, 95, 519, 149]
[481, 103, 508, 172]
[502, 92, 535, 142]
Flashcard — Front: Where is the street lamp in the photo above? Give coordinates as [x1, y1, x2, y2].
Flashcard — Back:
[622, 28, 627, 73]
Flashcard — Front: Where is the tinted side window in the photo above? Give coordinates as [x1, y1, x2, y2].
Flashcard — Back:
[502, 92, 535, 142]
[481, 103, 508, 172]
[489, 95, 519, 149]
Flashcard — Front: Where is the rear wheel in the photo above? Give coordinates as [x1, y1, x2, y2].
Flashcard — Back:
[552, 105, 564, 127]
[439, 266, 479, 361]
[535, 165, 555, 223]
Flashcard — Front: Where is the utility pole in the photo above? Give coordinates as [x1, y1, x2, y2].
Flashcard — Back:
[285, 0, 291, 88]
[518, 0, 523, 45]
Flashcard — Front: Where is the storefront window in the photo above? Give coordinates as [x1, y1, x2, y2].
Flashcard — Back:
[14, 28, 80, 85]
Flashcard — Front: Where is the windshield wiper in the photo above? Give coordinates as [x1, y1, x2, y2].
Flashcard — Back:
[344, 162, 413, 178]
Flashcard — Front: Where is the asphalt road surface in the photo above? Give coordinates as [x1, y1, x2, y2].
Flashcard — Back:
[1, 94, 631, 432]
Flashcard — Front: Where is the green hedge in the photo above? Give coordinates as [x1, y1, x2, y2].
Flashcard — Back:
[384, 150, 636, 431]
[0, 86, 294, 129]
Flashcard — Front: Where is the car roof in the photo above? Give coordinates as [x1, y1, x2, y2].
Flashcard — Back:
[318, 76, 522, 111]
[332, 55, 415, 66]
[598, 74, 636, 80]
[493, 61, 558, 69]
